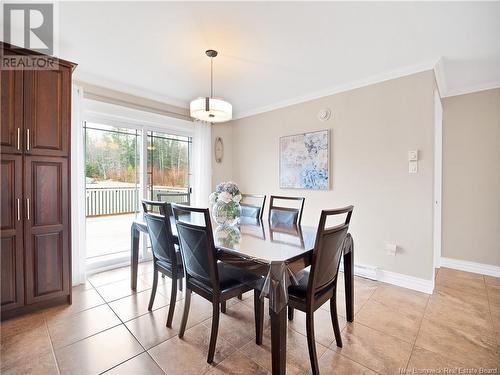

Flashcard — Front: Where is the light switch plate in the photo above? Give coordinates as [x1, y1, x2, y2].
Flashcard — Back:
[409, 161, 418, 174]
[408, 150, 418, 161]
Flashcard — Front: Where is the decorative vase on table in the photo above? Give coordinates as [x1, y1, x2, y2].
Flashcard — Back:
[209, 181, 242, 226]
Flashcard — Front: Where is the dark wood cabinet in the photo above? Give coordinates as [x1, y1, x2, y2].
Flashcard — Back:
[24, 157, 70, 304]
[0, 42, 76, 319]
[24, 70, 71, 157]
[1, 155, 24, 311]
[0, 70, 24, 154]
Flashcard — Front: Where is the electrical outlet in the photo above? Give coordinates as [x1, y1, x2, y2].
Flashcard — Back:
[385, 242, 397, 256]
[408, 150, 418, 161]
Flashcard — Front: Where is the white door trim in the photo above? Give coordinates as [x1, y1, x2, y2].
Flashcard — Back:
[433, 90, 443, 274]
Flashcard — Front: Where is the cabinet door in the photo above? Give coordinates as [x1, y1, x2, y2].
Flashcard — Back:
[0, 70, 23, 154]
[24, 156, 70, 304]
[1, 155, 24, 311]
[24, 68, 70, 157]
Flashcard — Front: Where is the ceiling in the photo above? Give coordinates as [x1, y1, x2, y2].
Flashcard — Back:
[59, 2, 500, 118]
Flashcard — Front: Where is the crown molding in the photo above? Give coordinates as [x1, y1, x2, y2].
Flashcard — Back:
[441, 80, 500, 98]
[75, 59, 499, 120]
[232, 59, 439, 120]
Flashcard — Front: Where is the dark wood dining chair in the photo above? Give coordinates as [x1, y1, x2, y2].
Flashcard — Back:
[142, 200, 184, 327]
[171, 204, 265, 363]
[268, 195, 305, 226]
[240, 194, 266, 220]
[157, 187, 192, 205]
[286, 206, 353, 374]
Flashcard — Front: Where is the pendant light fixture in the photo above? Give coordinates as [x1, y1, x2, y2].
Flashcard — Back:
[190, 50, 232, 123]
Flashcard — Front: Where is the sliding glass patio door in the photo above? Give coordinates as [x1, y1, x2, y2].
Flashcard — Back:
[146, 130, 192, 205]
[84, 122, 192, 271]
[84, 122, 142, 269]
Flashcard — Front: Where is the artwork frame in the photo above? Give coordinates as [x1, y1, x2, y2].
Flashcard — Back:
[279, 129, 330, 190]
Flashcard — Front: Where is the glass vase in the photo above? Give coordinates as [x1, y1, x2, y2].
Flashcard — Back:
[212, 200, 241, 226]
[214, 225, 241, 248]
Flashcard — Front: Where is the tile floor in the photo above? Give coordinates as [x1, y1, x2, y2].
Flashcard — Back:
[1, 265, 499, 374]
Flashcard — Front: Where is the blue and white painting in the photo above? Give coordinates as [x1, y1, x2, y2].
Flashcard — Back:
[279, 130, 329, 190]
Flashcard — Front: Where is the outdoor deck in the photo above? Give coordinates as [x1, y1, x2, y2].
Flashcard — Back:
[86, 213, 138, 259]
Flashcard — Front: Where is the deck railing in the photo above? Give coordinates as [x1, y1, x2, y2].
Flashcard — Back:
[86, 186, 190, 217]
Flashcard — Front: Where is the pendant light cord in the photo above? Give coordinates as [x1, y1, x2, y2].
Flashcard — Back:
[210, 57, 214, 98]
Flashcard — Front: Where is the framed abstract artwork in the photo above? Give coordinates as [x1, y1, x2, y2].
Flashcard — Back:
[279, 129, 330, 190]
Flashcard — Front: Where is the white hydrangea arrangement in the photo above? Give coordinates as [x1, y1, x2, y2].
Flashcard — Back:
[209, 181, 242, 205]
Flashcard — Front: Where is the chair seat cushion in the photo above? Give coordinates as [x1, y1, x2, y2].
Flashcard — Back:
[218, 262, 261, 291]
[288, 268, 336, 301]
[189, 262, 261, 294]
[288, 269, 310, 299]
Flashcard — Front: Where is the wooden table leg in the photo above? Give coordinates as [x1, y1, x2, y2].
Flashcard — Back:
[131, 224, 140, 290]
[343, 247, 354, 322]
[270, 306, 287, 375]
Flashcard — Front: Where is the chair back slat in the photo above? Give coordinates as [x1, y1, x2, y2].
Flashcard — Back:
[241, 204, 261, 219]
[171, 204, 219, 291]
[142, 199, 172, 216]
[240, 194, 266, 220]
[142, 200, 178, 267]
[268, 195, 305, 225]
[156, 187, 192, 206]
[308, 206, 353, 297]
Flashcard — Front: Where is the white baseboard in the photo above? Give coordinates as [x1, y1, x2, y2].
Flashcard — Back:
[439, 257, 500, 278]
[353, 264, 378, 280]
[377, 269, 434, 294]
[339, 263, 378, 280]
[340, 262, 434, 294]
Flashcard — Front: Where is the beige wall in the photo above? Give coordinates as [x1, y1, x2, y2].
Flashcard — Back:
[442, 88, 500, 266]
[213, 71, 437, 280]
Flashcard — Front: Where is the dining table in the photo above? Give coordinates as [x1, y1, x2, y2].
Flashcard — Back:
[130, 216, 354, 375]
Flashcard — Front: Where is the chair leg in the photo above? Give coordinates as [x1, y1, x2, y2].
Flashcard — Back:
[179, 278, 183, 291]
[148, 270, 158, 311]
[179, 288, 191, 338]
[305, 312, 320, 375]
[166, 277, 178, 327]
[254, 289, 264, 345]
[238, 293, 243, 300]
[221, 301, 227, 314]
[207, 301, 220, 363]
[330, 297, 343, 347]
[288, 306, 294, 321]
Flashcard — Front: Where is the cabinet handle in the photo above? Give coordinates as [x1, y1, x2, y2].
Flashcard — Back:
[26, 198, 30, 220]
[17, 128, 21, 150]
[26, 129, 30, 151]
[17, 198, 21, 221]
